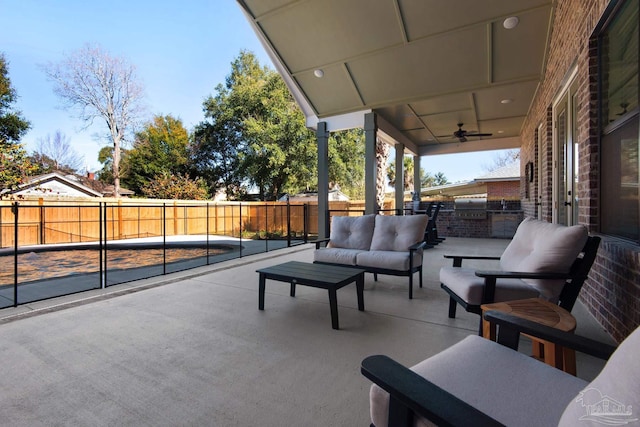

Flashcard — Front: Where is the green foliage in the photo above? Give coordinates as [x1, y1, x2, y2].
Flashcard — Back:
[140, 172, 209, 200]
[0, 53, 33, 191]
[122, 115, 190, 195]
[97, 146, 115, 183]
[387, 156, 416, 191]
[0, 54, 31, 146]
[388, 157, 449, 190]
[195, 51, 367, 201]
[422, 171, 449, 187]
[0, 143, 37, 192]
[328, 129, 365, 198]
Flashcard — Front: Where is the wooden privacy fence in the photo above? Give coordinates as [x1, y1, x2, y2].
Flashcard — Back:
[0, 201, 312, 248]
[0, 199, 386, 249]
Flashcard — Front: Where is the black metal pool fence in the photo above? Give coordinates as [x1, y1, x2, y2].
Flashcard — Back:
[0, 202, 312, 309]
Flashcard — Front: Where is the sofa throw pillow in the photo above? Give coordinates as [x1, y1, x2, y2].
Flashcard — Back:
[500, 217, 588, 300]
[327, 214, 375, 250]
[369, 215, 428, 252]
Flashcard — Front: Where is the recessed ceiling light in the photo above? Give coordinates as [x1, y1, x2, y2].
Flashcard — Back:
[498, 130, 505, 134]
[313, 69, 324, 78]
[503, 16, 519, 29]
[501, 98, 513, 104]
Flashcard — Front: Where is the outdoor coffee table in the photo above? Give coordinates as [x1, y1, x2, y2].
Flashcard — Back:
[256, 261, 365, 330]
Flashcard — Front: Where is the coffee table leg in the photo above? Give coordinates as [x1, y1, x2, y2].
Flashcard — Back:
[290, 279, 296, 297]
[328, 288, 339, 330]
[259, 273, 266, 310]
[356, 274, 364, 311]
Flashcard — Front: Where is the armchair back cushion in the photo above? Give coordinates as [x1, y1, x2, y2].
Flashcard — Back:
[326, 214, 375, 250]
[369, 214, 429, 252]
[559, 325, 640, 426]
[499, 217, 588, 301]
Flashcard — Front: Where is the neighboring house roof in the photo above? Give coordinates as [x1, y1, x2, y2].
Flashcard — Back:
[3, 172, 104, 198]
[415, 162, 520, 198]
[75, 174, 135, 197]
[474, 162, 520, 182]
[280, 189, 350, 202]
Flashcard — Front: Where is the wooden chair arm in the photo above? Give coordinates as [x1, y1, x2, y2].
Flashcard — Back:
[361, 355, 504, 427]
[484, 311, 617, 360]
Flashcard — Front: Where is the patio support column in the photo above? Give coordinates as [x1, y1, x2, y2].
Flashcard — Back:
[395, 144, 405, 214]
[317, 121, 330, 238]
[364, 112, 377, 215]
[414, 155, 421, 202]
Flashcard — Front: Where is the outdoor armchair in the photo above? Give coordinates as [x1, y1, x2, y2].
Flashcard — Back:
[440, 217, 600, 324]
[362, 311, 636, 427]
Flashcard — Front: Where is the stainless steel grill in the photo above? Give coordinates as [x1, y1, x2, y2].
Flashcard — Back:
[454, 197, 487, 219]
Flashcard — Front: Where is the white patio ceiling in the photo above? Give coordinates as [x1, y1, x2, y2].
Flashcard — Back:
[237, 0, 554, 156]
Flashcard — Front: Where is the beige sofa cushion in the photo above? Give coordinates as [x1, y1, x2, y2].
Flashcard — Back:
[369, 215, 428, 252]
[499, 217, 588, 301]
[356, 250, 423, 271]
[326, 214, 375, 250]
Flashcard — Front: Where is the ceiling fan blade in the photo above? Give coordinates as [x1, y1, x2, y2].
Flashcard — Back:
[466, 132, 493, 137]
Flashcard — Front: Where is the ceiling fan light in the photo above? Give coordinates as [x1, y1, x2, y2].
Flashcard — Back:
[313, 69, 324, 78]
[503, 16, 519, 29]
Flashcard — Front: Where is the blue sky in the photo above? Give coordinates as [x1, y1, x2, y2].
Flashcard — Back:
[2, 0, 506, 182]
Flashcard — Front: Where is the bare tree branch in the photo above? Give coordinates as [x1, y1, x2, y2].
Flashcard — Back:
[43, 44, 145, 196]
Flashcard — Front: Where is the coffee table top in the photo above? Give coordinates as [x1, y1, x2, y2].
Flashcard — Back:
[257, 261, 365, 285]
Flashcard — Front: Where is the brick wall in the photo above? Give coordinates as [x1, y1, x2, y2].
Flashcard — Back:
[519, 0, 639, 342]
[486, 181, 520, 200]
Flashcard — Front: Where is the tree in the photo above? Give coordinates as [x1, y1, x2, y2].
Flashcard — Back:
[0, 144, 37, 192]
[375, 138, 390, 210]
[422, 171, 448, 187]
[387, 156, 415, 191]
[122, 115, 190, 195]
[141, 172, 208, 200]
[0, 53, 34, 191]
[328, 129, 365, 199]
[96, 145, 115, 183]
[30, 130, 84, 174]
[44, 44, 145, 197]
[483, 149, 520, 172]
[195, 51, 316, 201]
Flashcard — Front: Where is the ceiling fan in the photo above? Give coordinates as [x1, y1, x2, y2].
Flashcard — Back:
[443, 123, 493, 142]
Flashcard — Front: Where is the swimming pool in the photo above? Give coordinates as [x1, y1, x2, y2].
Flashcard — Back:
[0, 244, 236, 286]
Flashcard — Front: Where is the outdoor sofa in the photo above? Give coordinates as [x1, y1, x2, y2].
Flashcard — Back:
[314, 214, 429, 299]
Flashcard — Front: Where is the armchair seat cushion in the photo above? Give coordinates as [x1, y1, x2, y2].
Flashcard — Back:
[356, 250, 422, 272]
[313, 248, 365, 266]
[439, 267, 539, 305]
[370, 335, 587, 427]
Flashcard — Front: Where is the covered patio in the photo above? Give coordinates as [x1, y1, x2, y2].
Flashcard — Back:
[0, 240, 612, 426]
[236, 0, 640, 344]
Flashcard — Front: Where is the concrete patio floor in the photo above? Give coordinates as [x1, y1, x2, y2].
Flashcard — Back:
[0, 238, 614, 426]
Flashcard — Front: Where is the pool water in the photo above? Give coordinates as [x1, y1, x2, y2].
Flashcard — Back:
[0, 246, 231, 286]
